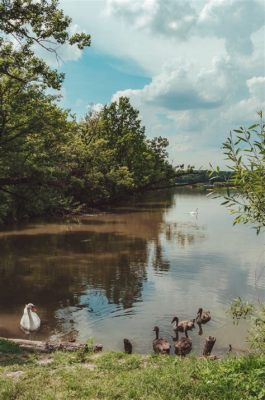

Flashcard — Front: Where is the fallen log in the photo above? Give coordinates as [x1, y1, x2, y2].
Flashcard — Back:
[5, 338, 103, 353]
[202, 336, 216, 356]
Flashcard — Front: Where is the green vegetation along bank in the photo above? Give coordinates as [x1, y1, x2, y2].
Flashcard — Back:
[0, 93, 176, 224]
[0, 1, 176, 225]
[0, 342, 264, 400]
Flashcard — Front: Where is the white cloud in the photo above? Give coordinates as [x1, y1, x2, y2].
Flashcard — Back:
[108, 0, 197, 38]
[106, 0, 157, 29]
[87, 103, 104, 113]
[223, 76, 265, 123]
[198, 0, 264, 55]
[247, 76, 265, 101]
[108, 0, 265, 56]
[113, 59, 224, 111]
[61, 0, 225, 75]
[59, 0, 265, 167]
[112, 52, 264, 166]
[112, 51, 260, 119]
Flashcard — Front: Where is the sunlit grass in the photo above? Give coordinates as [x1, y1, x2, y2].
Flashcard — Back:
[0, 349, 264, 400]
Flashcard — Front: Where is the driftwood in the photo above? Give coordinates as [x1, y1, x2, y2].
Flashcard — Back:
[5, 338, 103, 353]
[202, 336, 216, 356]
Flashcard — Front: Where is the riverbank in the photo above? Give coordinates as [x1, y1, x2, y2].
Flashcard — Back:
[0, 340, 264, 400]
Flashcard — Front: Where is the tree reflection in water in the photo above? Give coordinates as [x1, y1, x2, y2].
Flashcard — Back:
[0, 189, 208, 340]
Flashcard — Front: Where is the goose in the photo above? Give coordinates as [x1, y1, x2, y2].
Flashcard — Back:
[123, 338, 132, 354]
[196, 308, 211, 325]
[20, 303, 41, 332]
[174, 331, 192, 356]
[171, 316, 195, 337]
[153, 326, 170, 355]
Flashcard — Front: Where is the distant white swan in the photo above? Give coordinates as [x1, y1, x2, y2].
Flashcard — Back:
[20, 303, 41, 332]
[188, 208, 198, 215]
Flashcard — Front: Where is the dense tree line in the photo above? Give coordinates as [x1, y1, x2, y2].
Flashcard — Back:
[0, 1, 175, 223]
[0, 81, 175, 222]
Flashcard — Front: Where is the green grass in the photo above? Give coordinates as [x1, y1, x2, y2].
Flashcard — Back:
[0, 350, 264, 400]
[0, 339, 21, 354]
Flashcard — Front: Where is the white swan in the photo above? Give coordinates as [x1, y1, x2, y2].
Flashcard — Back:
[20, 303, 41, 332]
[188, 208, 198, 215]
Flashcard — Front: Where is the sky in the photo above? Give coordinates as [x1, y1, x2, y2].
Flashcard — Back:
[50, 0, 265, 168]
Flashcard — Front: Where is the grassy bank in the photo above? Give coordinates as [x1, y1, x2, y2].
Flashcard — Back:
[0, 342, 265, 400]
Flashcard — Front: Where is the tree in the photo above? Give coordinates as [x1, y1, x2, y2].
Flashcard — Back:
[217, 113, 265, 354]
[62, 97, 175, 206]
[213, 111, 265, 234]
[0, 0, 91, 89]
[0, 88, 175, 221]
[0, 71, 76, 221]
[0, 0, 91, 221]
[146, 136, 175, 185]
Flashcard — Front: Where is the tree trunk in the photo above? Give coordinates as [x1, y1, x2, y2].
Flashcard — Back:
[202, 336, 216, 356]
[6, 338, 103, 353]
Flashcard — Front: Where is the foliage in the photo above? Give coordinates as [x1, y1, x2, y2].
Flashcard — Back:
[229, 297, 265, 354]
[0, 338, 20, 354]
[0, 92, 175, 222]
[228, 297, 255, 324]
[66, 97, 175, 204]
[0, 73, 74, 222]
[217, 115, 265, 356]
[0, 0, 91, 89]
[0, 351, 265, 399]
[250, 304, 265, 354]
[212, 112, 265, 234]
[0, 2, 174, 223]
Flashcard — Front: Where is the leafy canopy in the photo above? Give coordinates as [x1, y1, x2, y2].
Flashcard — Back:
[0, 0, 91, 88]
[0, 92, 175, 222]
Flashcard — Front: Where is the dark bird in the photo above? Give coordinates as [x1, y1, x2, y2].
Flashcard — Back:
[153, 326, 170, 355]
[174, 332, 192, 356]
[123, 338, 132, 354]
[196, 308, 211, 324]
[171, 316, 195, 337]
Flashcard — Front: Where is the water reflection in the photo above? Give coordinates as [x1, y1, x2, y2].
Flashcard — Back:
[163, 221, 206, 247]
[0, 188, 263, 354]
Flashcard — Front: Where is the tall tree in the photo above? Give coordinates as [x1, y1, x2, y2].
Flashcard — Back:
[0, 74, 75, 221]
[0, 0, 91, 221]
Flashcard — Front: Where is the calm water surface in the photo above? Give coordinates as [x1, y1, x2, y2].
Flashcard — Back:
[0, 188, 264, 355]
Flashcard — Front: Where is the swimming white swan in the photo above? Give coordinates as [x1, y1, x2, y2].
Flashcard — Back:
[188, 208, 198, 215]
[20, 303, 41, 332]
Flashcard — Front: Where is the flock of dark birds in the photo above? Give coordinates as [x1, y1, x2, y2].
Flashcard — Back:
[123, 307, 211, 356]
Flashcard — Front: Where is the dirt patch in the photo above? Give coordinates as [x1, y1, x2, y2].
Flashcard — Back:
[5, 370, 24, 379]
[36, 358, 54, 366]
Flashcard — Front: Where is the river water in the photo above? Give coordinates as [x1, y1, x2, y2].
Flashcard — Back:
[0, 188, 264, 355]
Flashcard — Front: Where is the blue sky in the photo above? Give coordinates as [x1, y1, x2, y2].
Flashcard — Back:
[51, 0, 265, 168]
[60, 48, 150, 115]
